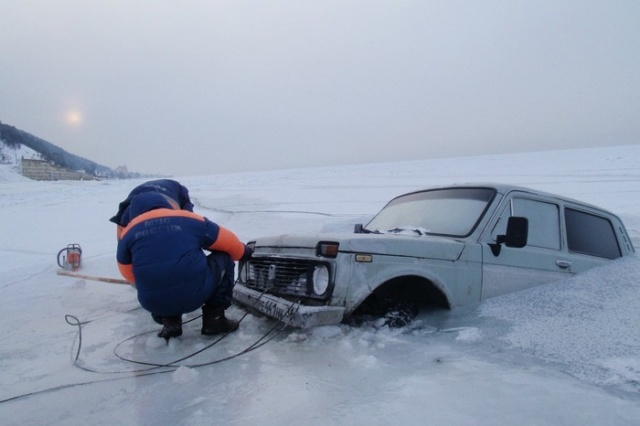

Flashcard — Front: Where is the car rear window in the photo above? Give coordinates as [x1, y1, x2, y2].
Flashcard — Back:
[565, 208, 621, 259]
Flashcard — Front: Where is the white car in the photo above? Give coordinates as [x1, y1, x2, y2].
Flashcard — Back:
[234, 184, 635, 328]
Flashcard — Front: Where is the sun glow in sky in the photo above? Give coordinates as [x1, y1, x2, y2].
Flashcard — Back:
[64, 110, 82, 127]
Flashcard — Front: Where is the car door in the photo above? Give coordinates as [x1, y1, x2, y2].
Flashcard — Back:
[480, 194, 573, 300]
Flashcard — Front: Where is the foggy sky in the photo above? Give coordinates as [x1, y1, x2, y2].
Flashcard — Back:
[1, 1, 639, 176]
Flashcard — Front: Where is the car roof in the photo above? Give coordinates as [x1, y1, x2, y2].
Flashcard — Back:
[402, 183, 617, 216]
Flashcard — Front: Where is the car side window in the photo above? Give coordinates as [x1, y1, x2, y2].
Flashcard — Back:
[512, 198, 561, 250]
[565, 208, 621, 259]
[491, 197, 561, 250]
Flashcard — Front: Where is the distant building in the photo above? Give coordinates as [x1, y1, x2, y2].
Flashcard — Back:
[21, 158, 99, 181]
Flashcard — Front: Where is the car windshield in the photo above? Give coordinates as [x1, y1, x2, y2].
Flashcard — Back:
[364, 187, 496, 237]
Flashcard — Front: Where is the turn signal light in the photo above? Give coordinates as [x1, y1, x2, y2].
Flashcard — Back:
[317, 242, 339, 258]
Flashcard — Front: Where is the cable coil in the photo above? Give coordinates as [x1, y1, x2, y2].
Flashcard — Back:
[1, 287, 300, 404]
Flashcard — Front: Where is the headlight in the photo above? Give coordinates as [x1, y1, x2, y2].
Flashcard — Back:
[312, 265, 330, 295]
[239, 262, 252, 283]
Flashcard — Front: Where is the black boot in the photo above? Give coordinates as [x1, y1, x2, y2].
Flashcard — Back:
[201, 306, 239, 335]
[157, 315, 183, 340]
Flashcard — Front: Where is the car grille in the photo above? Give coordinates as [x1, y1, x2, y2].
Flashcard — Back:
[242, 257, 332, 302]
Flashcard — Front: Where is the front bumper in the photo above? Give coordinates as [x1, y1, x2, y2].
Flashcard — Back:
[233, 285, 345, 328]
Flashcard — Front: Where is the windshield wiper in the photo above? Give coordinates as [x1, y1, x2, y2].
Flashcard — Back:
[361, 227, 380, 234]
[385, 227, 427, 236]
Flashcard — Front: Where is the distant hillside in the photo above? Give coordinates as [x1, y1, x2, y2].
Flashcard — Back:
[0, 120, 141, 178]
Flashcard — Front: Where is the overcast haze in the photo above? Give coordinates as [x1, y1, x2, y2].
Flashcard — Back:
[1, 1, 639, 176]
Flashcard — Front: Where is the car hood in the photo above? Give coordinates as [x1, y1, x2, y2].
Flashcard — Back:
[252, 232, 466, 262]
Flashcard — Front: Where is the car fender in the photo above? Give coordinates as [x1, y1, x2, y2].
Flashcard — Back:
[341, 256, 457, 315]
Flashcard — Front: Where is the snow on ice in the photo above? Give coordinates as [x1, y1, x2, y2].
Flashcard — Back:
[1, 145, 640, 425]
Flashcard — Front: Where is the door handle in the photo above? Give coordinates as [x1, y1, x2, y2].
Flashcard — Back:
[556, 259, 572, 269]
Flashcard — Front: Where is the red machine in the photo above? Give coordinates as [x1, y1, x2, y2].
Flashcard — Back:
[57, 244, 82, 271]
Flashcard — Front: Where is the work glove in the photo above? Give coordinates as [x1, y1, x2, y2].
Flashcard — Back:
[241, 244, 253, 261]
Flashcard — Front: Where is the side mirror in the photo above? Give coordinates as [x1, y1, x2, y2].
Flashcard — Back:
[354, 223, 364, 234]
[504, 216, 528, 248]
[490, 216, 528, 256]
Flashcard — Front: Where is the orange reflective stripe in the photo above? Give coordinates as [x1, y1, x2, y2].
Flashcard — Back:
[118, 262, 135, 284]
[119, 209, 205, 238]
